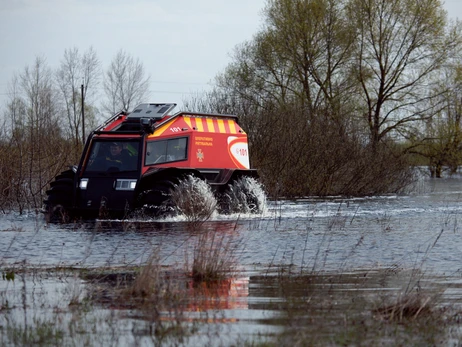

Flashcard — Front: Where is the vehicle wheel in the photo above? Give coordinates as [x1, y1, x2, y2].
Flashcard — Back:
[44, 170, 75, 223]
[54, 169, 75, 181]
[218, 176, 266, 214]
[170, 175, 217, 221]
[137, 180, 176, 217]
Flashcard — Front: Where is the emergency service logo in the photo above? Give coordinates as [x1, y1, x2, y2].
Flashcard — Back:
[227, 136, 250, 169]
[196, 149, 204, 162]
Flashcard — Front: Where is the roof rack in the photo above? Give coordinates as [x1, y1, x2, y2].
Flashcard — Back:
[127, 103, 177, 120]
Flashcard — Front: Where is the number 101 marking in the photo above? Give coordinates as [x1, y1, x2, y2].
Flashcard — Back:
[236, 148, 248, 156]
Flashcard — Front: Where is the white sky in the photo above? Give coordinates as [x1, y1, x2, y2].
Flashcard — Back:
[0, 0, 461, 111]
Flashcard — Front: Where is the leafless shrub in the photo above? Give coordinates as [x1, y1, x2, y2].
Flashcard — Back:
[186, 94, 415, 199]
[254, 103, 415, 198]
[1, 58, 76, 214]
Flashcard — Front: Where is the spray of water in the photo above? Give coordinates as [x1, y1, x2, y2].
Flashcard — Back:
[171, 175, 218, 223]
[219, 177, 267, 214]
[170, 175, 267, 221]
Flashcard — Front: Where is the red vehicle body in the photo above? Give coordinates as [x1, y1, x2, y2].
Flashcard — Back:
[44, 103, 259, 220]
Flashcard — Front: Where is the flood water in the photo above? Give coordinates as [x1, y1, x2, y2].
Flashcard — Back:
[2, 173, 462, 345]
[1, 174, 462, 274]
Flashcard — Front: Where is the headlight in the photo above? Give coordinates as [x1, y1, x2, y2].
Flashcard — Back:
[115, 179, 137, 191]
[79, 178, 89, 190]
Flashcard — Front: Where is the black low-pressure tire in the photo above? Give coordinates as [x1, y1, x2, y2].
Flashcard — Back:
[137, 180, 176, 217]
[54, 169, 75, 181]
[218, 176, 263, 214]
[44, 173, 75, 223]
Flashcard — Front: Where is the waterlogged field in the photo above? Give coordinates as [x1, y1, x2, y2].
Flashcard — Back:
[1, 175, 462, 345]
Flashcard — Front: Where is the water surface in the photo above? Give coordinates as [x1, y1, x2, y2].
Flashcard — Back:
[2, 175, 462, 345]
[1, 175, 461, 275]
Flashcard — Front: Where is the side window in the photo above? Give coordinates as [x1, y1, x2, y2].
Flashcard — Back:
[146, 140, 168, 165]
[146, 137, 188, 165]
[167, 137, 187, 161]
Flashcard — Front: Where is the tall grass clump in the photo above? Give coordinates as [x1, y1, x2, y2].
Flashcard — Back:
[188, 226, 240, 283]
[374, 291, 438, 322]
[130, 252, 163, 299]
[373, 229, 446, 323]
[3, 318, 65, 346]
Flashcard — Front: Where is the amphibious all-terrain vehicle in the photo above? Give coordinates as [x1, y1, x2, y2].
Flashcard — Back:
[44, 103, 261, 221]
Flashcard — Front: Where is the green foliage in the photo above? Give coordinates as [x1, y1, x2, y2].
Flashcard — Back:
[2, 270, 15, 281]
[407, 58, 462, 176]
[187, 0, 462, 196]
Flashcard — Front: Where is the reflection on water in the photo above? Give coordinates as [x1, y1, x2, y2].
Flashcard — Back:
[1, 267, 461, 346]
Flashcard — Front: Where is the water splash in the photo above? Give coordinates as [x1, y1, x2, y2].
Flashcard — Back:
[219, 177, 267, 214]
[170, 175, 267, 220]
[171, 175, 218, 223]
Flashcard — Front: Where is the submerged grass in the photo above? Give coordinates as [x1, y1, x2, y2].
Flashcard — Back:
[248, 269, 454, 347]
[374, 291, 438, 322]
[1, 257, 461, 346]
[4, 317, 65, 347]
[250, 201, 462, 346]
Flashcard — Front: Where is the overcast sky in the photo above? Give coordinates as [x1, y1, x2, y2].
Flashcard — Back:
[1, 0, 461, 111]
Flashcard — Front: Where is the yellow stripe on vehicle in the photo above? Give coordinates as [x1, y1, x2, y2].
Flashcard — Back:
[217, 119, 226, 133]
[196, 118, 204, 132]
[228, 120, 237, 134]
[184, 117, 192, 129]
[177, 116, 240, 134]
[206, 119, 216, 132]
[151, 119, 175, 137]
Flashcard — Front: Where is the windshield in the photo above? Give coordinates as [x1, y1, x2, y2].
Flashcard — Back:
[84, 140, 140, 173]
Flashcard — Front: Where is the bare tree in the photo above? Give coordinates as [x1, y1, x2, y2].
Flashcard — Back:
[56, 46, 100, 150]
[185, 0, 421, 196]
[1, 56, 73, 212]
[409, 57, 462, 177]
[0, 76, 27, 212]
[349, 0, 461, 149]
[103, 49, 150, 114]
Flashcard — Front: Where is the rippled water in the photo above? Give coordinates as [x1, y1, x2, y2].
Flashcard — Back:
[1, 175, 462, 276]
